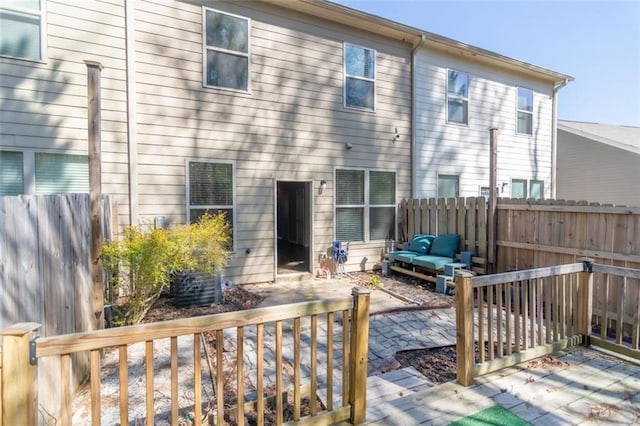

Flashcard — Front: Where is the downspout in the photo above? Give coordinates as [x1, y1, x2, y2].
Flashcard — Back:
[411, 35, 426, 197]
[125, 0, 138, 225]
[551, 79, 569, 199]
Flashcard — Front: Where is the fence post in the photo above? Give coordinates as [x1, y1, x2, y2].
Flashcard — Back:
[455, 271, 475, 386]
[349, 287, 370, 425]
[1, 323, 40, 426]
[578, 258, 594, 342]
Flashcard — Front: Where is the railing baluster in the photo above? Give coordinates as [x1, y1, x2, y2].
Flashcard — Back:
[537, 278, 543, 346]
[91, 349, 101, 426]
[310, 314, 318, 416]
[216, 329, 224, 426]
[119, 345, 128, 426]
[237, 326, 245, 426]
[514, 281, 520, 352]
[170, 337, 178, 426]
[293, 318, 301, 420]
[256, 323, 264, 426]
[497, 283, 503, 358]
[522, 280, 528, 351]
[560, 275, 566, 339]
[192, 335, 201, 426]
[487, 285, 494, 360]
[61, 354, 71, 426]
[529, 279, 536, 349]
[505, 281, 512, 355]
[477, 286, 484, 363]
[341, 310, 349, 407]
[275, 321, 283, 425]
[616, 276, 626, 345]
[545, 277, 552, 343]
[634, 284, 640, 350]
[601, 274, 609, 339]
[326, 311, 334, 412]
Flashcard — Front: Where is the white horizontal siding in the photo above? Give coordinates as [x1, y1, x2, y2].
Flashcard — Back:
[415, 48, 554, 198]
[132, 0, 412, 283]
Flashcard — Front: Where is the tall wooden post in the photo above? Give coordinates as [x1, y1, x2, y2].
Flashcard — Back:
[1, 323, 40, 426]
[488, 128, 498, 274]
[455, 271, 474, 386]
[577, 258, 594, 341]
[85, 60, 104, 327]
[349, 287, 370, 425]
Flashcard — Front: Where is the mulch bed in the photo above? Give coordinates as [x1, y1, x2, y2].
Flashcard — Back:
[396, 345, 458, 384]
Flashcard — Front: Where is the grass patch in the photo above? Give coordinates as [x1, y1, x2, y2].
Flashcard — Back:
[449, 404, 530, 426]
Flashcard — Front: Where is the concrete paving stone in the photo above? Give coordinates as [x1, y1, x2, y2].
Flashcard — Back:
[529, 408, 577, 425]
[508, 400, 552, 422]
[492, 390, 525, 408]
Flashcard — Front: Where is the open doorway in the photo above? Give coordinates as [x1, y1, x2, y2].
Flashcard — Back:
[276, 181, 311, 275]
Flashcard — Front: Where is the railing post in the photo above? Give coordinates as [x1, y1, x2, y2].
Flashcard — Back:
[1, 323, 41, 426]
[455, 271, 475, 386]
[349, 287, 370, 425]
[578, 258, 594, 342]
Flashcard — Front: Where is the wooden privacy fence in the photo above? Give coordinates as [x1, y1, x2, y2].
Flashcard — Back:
[455, 260, 640, 386]
[0, 194, 114, 420]
[398, 197, 488, 260]
[1, 288, 371, 426]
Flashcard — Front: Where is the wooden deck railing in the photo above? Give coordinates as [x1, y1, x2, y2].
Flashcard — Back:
[1, 287, 371, 426]
[456, 260, 640, 386]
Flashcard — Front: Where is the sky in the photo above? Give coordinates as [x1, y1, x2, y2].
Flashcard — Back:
[334, 0, 640, 127]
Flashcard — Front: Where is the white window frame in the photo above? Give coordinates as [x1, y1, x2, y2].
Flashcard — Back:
[437, 174, 460, 197]
[334, 167, 396, 243]
[529, 179, 544, 200]
[516, 87, 534, 136]
[202, 7, 250, 93]
[343, 43, 376, 111]
[0, 0, 46, 62]
[446, 69, 469, 125]
[186, 159, 236, 247]
[0, 149, 90, 195]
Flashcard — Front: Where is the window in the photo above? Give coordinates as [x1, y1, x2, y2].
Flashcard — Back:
[0, 151, 24, 195]
[187, 161, 234, 241]
[511, 179, 527, 199]
[203, 8, 249, 91]
[437, 174, 459, 197]
[35, 153, 89, 194]
[447, 70, 468, 124]
[335, 169, 395, 242]
[344, 43, 375, 110]
[529, 180, 544, 200]
[0, 0, 45, 61]
[517, 87, 533, 135]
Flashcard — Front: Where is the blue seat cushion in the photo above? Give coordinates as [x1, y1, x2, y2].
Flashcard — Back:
[429, 234, 460, 258]
[412, 255, 455, 271]
[392, 252, 422, 263]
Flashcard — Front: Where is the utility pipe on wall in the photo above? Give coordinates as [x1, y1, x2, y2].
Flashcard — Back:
[551, 79, 569, 199]
[411, 35, 426, 197]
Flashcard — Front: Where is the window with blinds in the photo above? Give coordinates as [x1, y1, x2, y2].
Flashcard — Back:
[336, 169, 395, 242]
[187, 161, 234, 241]
[35, 153, 89, 194]
[0, 151, 24, 195]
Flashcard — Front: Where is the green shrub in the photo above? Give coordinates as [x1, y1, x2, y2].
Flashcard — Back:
[102, 212, 231, 325]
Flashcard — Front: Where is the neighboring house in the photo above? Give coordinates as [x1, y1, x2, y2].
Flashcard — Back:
[414, 38, 573, 200]
[557, 120, 640, 207]
[0, 0, 571, 283]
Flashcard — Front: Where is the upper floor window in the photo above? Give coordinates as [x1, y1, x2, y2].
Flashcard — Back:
[447, 70, 469, 125]
[203, 8, 249, 92]
[511, 178, 527, 198]
[529, 180, 544, 199]
[0, 0, 45, 61]
[344, 43, 375, 110]
[517, 87, 533, 135]
[335, 169, 395, 242]
[437, 174, 459, 197]
[187, 160, 235, 246]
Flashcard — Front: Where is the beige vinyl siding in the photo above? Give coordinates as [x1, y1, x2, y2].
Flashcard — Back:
[415, 47, 553, 198]
[133, 0, 411, 283]
[0, 0, 129, 221]
[557, 130, 640, 207]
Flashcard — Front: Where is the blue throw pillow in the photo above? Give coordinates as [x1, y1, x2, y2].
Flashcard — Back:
[429, 234, 460, 258]
[408, 234, 435, 254]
